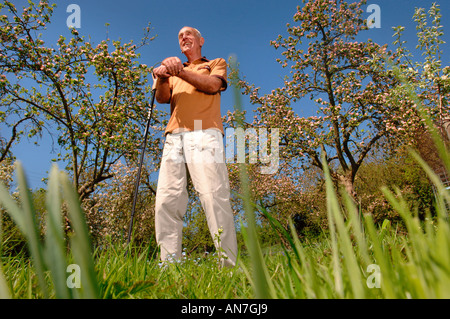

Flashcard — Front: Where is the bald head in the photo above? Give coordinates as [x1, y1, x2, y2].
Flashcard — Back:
[178, 26, 205, 60]
[179, 26, 201, 38]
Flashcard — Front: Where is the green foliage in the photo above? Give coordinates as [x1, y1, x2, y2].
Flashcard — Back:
[182, 209, 215, 254]
[83, 161, 157, 248]
[1, 212, 28, 256]
[355, 146, 434, 225]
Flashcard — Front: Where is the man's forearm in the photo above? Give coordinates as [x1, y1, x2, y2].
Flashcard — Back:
[177, 69, 223, 94]
[153, 65, 223, 103]
[155, 77, 171, 104]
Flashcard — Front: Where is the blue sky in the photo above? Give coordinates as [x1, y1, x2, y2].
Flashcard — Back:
[3, 0, 450, 189]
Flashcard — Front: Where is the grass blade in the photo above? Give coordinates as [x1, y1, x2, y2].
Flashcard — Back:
[0, 267, 10, 299]
[44, 165, 71, 299]
[364, 213, 398, 298]
[334, 191, 365, 298]
[60, 171, 99, 299]
[230, 56, 275, 299]
[321, 154, 344, 298]
[14, 162, 49, 298]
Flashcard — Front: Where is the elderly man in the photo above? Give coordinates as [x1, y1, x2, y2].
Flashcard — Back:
[152, 26, 238, 267]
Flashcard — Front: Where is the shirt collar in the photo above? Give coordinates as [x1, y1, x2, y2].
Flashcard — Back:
[183, 56, 209, 66]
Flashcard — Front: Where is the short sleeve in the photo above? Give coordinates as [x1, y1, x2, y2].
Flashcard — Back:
[210, 58, 228, 92]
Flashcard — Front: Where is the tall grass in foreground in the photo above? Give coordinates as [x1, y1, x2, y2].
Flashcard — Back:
[0, 164, 99, 298]
[250, 151, 450, 298]
[0, 162, 251, 299]
[0, 137, 449, 298]
[228, 57, 450, 298]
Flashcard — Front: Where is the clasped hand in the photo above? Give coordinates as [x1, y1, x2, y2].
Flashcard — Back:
[153, 57, 184, 79]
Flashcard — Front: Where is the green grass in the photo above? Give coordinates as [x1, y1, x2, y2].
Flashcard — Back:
[0, 226, 252, 299]
[0, 199, 449, 299]
[95, 247, 250, 299]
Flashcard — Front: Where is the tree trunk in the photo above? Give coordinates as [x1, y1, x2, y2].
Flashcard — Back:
[337, 171, 357, 201]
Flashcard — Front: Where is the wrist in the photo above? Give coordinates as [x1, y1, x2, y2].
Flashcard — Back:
[156, 76, 170, 85]
[176, 68, 186, 78]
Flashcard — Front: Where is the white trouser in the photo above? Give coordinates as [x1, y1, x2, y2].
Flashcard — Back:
[154, 129, 238, 267]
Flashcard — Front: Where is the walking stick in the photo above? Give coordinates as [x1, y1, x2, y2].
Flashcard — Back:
[125, 82, 157, 256]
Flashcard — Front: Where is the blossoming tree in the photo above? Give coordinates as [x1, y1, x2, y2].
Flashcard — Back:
[0, 0, 165, 201]
[232, 0, 418, 199]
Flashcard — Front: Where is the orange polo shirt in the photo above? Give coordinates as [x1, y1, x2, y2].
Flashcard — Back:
[165, 57, 227, 135]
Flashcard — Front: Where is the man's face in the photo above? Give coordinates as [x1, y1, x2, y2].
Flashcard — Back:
[178, 27, 204, 54]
